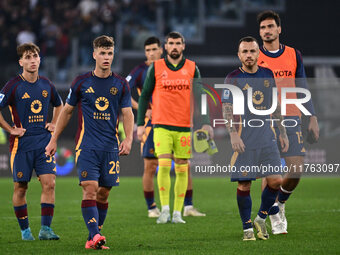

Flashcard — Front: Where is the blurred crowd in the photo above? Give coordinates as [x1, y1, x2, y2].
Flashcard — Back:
[0, 0, 157, 85]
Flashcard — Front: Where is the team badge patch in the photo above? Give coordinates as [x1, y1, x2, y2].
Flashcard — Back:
[17, 172, 23, 178]
[0, 93, 5, 103]
[264, 80, 270, 88]
[42, 90, 48, 97]
[149, 148, 154, 154]
[110, 87, 118, 95]
[223, 89, 230, 100]
[81, 171, 88, 178]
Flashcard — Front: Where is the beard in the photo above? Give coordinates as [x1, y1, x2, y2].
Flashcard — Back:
[169, 51, 181, 59]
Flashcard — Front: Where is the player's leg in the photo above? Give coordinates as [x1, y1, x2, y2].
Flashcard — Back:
[77, 149, 105, 249]
[254, 145, 282, 239]
[154, 127, 173, 224]
[11, 150, 34, 240]
[38, 174, 59, 240]
[143, 158, 160, 217]
[172, 157, 188, 223]
[141, 123, 160, 217]
[237, 181, 255, 241]
[183, 161, 206, 217]
[274, 119, 305, 231]
[35, 149, 59, 240]
[172, 131, 191, 223]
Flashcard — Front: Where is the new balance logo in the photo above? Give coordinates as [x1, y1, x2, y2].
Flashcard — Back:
[22, 92, 30, 99]
[85, 87, 95, 93]
[87, 217, 97, 224]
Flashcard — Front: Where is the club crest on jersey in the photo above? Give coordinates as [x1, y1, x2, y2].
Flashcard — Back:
[181, 69, 188, 75]
[42, 90, 48, 97]
[161, 70, 168, 79]
[81, 171, 87, 178]
[264, 80, 270, 88]
[31, 100, 42, 113]
[17, 172, 23, 178]
[110, 87, 118, 95]
[95, 97, 109, 111]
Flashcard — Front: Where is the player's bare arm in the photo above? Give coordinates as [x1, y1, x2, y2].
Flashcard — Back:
[119, 107, 134, 156]
[131, 97, 138, 110]
[222, 102, 245, 153]
[45, 103, 75, 156]
[272, 100, 289, 153]
[0, 111, 26, 137]
[45, 103, 64, 132]
[308, 115, 319, 141]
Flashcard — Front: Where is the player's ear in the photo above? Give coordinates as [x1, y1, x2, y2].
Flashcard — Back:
[92, 51, 96, 60]
[278, 26, 282, 35]
[19, 58, 23, 67]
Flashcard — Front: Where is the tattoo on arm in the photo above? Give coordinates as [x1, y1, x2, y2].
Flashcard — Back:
[272, 101, 287, 137]
[222, 103, 237, 134]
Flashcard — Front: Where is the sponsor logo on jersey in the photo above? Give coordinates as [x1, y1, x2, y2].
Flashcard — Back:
[273, 70, 293, 77]
[242, 83, 250, 91]
[85, 87, 95, 93]
[95, 97, 109, 111]
[31, 100, 42, 113]
[252, 91, 264, 105]
[22, 92, 30, 99]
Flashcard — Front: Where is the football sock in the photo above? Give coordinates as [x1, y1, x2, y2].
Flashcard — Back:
[268, 202, 279, 215]
[97, 201, 108, 231]
[237, 189, 252, 230]
[144, 191, 156, 210]
[258, 185, 279, 219]
[157, 158, 172, 207]
[278, 186, 293, 203]
[14, 204, 29, 230]
[184, 189, 193, 206]
[174, 163, 188, 212]
[41, 203, 54, 227]
[81, 200, 100, 240]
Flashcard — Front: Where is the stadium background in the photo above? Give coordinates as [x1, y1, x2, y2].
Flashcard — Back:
[0, 0, 339, 178]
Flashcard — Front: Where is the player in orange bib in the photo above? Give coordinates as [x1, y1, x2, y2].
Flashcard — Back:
[137, 32, 213, 224]
[257, 10, 320, 234]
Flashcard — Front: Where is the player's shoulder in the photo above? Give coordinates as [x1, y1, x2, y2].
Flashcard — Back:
[39, 75, 55, 87]
[226, 68, 243, 79]
[131, 62, 148, 74]
[71, 71, 92, 87]
[112, 72, 130, 87]
[1, 75, 22, 93]
[258, 66, 275, 77]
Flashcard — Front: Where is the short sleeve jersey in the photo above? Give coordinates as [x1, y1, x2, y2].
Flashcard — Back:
[0, 75, 62, 152]
[66, 71, 131, 152]
[222, 66, 277, 149]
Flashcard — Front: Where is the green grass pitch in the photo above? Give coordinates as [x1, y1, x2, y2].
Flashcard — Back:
[0, 177, 339, 254]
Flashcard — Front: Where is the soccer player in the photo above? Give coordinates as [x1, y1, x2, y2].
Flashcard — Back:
[126, 36, 163, 218]
[257, 10, 319, 234]
[0, 43, 62, 241]
[222, 36, 289, 241]
[137, 32, 213, 224]
[127, 36, 205, 218]
[45, 35, 134, 249]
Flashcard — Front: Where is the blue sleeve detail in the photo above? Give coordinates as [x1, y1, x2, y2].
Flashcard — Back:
[120, 80, 132, 108]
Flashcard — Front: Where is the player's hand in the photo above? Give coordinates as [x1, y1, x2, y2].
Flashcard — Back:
[145, 109, 152, 120]
[308, 116, 319, 142]
[10, 126, 26, 137]
[230, 132, 245, 153]
[137, 126, 145, 141]
[119, 138, 132, 156]
[279, 133, 289, 153]
[201, 124, 214, 139]
[45, 139, 57, 157]
[45, 123, 56, 132]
